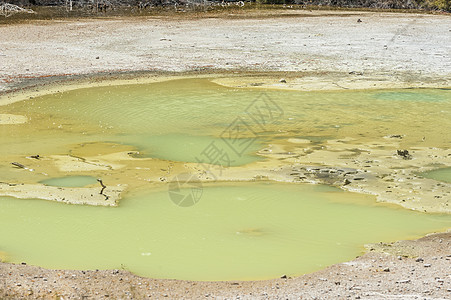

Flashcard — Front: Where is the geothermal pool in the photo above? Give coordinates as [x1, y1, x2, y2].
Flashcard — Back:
[0, 78, 450, 281]
[0, 183, 450, 281]
[1, 79, 450, 160]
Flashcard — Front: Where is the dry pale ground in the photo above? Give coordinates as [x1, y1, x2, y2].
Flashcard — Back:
[0, 9, 450, 300]
[0, 9, 450, 93]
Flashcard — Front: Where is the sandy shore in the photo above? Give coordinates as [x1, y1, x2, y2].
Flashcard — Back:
[0, 9, 450, 299]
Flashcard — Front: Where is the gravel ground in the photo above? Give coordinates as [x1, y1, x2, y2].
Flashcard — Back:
[0, 9, 450, 299]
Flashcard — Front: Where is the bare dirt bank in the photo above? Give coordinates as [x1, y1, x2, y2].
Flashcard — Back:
[0, 10, 450, 95]
[0, 9, 450, 300]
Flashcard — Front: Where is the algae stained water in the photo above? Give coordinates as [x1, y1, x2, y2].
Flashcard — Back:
[0, 183, 450, 281]
[1, 79, 450, 160]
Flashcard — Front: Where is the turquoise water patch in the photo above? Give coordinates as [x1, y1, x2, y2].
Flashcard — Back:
[373, 91, 445, 102]
[421, 168, 451, 183]
[109, 133, 263, 166]
[40, 176, 98, 188]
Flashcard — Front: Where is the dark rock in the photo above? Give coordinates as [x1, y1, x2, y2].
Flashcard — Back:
[397, 149, 412, 160]
[387, 135, 403, 139]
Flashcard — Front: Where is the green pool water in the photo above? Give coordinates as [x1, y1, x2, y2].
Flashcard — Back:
[421, 168, 451, 183]
[0, 183, 450, 281]
[40, 176, 98, 187]
[0, 78, 450, 281]
[373, 91, 446, 102]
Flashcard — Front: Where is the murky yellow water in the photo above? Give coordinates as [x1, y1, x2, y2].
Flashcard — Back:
[2, 80, 450, 160]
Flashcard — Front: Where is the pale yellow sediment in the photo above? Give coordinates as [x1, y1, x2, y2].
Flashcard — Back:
[0, 114, 27, 124]
[50, 155, 126, 172]
[1, 133, 450, 211]
[211, 75, 451, 92]
[2, 72, 450, 109]
[0, 183, 126, 206]
[0, 251, 8, 262]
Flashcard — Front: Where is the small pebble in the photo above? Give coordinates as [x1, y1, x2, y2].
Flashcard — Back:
[397, 279, 411, 284]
